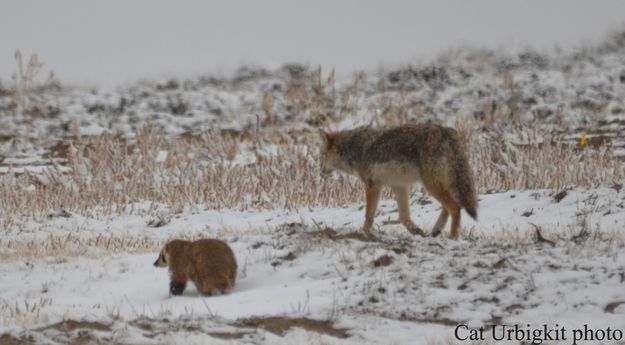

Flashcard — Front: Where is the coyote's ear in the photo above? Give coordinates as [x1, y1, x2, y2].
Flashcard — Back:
[318, 129, 335, 146]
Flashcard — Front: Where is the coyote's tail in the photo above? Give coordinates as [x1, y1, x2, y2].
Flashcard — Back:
[451, 144, 478, 220]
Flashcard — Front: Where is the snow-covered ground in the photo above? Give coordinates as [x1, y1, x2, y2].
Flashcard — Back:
[1, 27, 625, 345]
[1, 187, 625, 344]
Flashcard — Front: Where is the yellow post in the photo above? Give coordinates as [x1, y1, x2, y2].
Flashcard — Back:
[579, 130, 587, 148]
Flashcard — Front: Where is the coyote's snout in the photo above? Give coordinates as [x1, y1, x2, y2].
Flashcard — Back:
[319, 124, 477, 239]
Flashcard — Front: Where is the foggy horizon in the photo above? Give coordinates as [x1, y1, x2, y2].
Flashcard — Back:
[1, 0, 625, 87]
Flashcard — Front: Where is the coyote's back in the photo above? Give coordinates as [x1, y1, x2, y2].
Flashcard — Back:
[320, 124, 477, 239]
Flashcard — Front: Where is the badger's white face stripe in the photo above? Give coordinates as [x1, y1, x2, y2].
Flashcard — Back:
[153, 248, 169, 267]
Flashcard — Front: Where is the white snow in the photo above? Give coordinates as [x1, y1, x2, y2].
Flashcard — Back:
[1, 188, 625, 343]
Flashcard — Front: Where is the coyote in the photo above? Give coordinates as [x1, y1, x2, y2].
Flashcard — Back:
[319, 124, 477, 239]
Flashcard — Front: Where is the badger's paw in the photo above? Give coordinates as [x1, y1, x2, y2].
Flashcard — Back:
[169, 281, 186, 296]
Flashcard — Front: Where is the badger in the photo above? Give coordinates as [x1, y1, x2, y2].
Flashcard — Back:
[154, 239, 237, 296]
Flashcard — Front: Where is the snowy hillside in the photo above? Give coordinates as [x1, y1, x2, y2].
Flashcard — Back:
[0, 29, 625, 344]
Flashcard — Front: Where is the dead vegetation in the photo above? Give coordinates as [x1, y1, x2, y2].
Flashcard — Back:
[0, 315, 348, 344]
[237, 316, 349, 338]
[0, 57, 623, 243]
[0, 234, 160, 261]
[0, 334, 26, 345]
[0, 320, 113, 345]
[47, 320, 111, 332]
[2, 50, 60, 119]
[0, 54, 623, 226]
[1, 121, 622, 227]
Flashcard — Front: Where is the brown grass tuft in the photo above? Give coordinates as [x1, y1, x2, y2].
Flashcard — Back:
[0, 121, 622, 226]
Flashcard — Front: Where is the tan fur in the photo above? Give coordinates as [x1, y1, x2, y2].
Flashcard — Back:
[154, 239, 237, 296]
[319, 124, 477, 239]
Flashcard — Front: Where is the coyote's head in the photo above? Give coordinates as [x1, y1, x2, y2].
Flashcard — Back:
[318, 129, 348, 174]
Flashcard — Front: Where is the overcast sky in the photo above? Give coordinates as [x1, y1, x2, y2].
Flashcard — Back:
[1, 0, 625, 87]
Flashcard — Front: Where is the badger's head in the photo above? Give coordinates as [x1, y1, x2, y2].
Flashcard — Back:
[153, 243, 171, 267]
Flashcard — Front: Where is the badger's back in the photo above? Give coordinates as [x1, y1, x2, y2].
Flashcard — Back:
[188, 239, 238, 292]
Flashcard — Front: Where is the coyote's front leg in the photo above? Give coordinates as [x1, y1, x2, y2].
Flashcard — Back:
[363, 181, 381, 238]
[392, 186, 425, 237]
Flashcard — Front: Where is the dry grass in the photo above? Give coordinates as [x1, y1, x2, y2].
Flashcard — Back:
[0, 121, 622, 226]
[6, 50, 59, 117]
[0, 234, 159, 261]
[0, 298, 54, 330]
[0, 67, 622, 226]
[461, 123, 624, 192]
